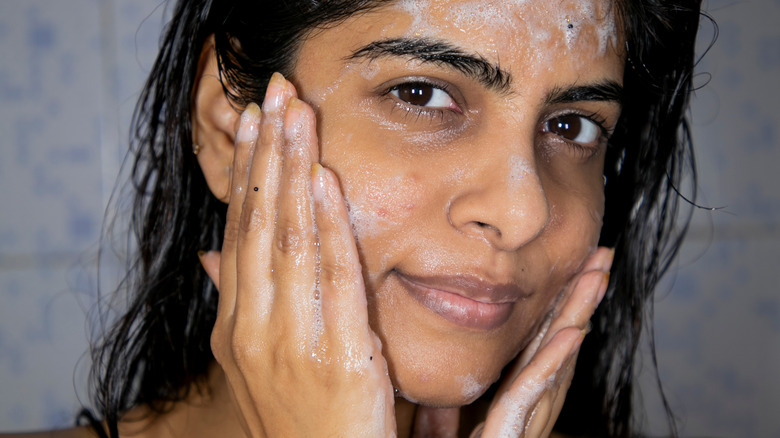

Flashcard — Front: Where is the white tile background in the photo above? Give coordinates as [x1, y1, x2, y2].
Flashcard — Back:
[0, 0, 778, 436]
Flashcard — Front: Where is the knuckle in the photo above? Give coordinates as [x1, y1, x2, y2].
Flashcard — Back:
[223, 217, 241, 244]
[230, 329, 261, 370]
[239, 204, 268, 234]
[318, 258, 342, 286]
[319, 255, 361, 289]
[275, 218, 307, 254]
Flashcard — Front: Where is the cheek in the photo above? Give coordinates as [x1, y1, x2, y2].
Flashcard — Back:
[319, 125, 425, 245]
[344, 171, 423, 241]
[541, 186, 605, 280]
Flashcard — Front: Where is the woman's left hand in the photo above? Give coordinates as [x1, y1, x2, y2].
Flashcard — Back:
[481, 247, 612, 437]
[413, 248, 612, 438]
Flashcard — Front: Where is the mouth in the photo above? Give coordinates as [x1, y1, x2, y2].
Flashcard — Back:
[394, 271, 525, 331]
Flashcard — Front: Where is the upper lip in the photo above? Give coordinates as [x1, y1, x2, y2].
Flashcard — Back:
[395, 271, 530, 304]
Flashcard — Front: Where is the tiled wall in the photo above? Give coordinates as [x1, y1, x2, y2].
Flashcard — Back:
[0, 0, 166, 429]
[1, 0, 778, 436]
[636, 1, 780, 436]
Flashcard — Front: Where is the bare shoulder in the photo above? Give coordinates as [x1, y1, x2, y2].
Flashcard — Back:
[0, 427, 98, 438]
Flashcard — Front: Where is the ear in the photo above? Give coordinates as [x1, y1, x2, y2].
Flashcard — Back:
[192, 35, 241, 202]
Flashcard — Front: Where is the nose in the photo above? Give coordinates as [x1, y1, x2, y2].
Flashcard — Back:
[447, 154, 549, 251]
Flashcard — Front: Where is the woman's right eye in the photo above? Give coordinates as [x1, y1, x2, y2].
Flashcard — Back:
[389, 82, 460, 112]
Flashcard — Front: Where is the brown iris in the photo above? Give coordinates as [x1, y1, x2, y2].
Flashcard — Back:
[395, 83, 434, 106]
[548, 115, 583, 141]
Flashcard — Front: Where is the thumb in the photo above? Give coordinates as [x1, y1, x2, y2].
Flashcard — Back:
[198, 250, 222, 291]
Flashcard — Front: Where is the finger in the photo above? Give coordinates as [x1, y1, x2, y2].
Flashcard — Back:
[536, 247, 611, 352]
[269, 97, 321, 343]
[233, 73, 295, 321]
[210, 104, 261, 424]
[497, 249, 612, 399]
[545, 270, 608, 342]
[551, 247, 613, 316]
[199, 250, 222, 291]
[524, 338, 581, 438]
[481, 327, 583, 437]
[313, 164, 382, 363]
[218, 102, 262, 321]
[512, 310, 554, 373]
[538, 346, 580, 438]
[215, 76, 288, 410]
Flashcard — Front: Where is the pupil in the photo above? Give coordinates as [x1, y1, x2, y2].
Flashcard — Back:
[399, 84, 433, 106]
[553, 115, 581, 139]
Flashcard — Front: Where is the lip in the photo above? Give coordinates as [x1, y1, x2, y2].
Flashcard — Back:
[395, 271, 526, 331]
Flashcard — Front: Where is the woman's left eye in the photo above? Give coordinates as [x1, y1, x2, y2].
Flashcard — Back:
[390, 82, 458, 111]
[544, 114, 604, 147]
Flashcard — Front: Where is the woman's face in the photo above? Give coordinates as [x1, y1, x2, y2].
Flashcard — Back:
[290, 0, 623, 406]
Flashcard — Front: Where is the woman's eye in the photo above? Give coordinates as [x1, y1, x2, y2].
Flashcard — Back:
[545, 114, 603, 146]
[390, 83, 457, 110]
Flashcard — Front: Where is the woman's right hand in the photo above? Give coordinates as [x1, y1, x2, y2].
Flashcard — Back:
[200, 73, 396, 437]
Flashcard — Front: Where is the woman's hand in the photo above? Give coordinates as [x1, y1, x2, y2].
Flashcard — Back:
[476, 247, 613, 438]
[200, 73, 396, 437]
[412, 248, 612, 438]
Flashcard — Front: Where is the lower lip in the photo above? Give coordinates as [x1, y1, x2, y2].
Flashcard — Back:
[396, 273, 514, 331]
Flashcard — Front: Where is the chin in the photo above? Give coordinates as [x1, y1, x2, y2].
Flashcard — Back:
[396, 387, 485, 409]
[388, 352, 504, 408]
[367, 269, 544, 409]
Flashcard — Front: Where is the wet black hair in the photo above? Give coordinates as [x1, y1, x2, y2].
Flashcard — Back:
[559, 1, 705, 436]
[87, 0, 705, 437]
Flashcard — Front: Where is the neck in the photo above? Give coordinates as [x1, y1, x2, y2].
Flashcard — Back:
[395, 397, 418, 438]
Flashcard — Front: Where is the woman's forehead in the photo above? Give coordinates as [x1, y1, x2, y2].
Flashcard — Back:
[303, 0, 624, 87]
[390, 0, 622, 61]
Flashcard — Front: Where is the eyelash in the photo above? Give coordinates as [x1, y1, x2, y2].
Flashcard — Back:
[542, 111, 611, 158]
[381, 79, 461, 123]
[380, 79, 614, 157]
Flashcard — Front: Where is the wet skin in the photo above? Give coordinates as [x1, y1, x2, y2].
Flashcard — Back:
[288, 0, 624, 406]
[0, 1, 626, 438]
[196, 0, 624, 436]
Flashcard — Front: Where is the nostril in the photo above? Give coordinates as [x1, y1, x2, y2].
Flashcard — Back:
[474, 221, 502, 237]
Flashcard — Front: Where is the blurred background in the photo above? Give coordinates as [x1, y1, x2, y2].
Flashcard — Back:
[0, 0, 778, 436]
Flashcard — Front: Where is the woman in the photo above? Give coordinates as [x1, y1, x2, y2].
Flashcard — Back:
[6, 0, 703, 436]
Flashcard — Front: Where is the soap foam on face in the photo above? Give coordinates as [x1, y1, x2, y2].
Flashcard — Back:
[494, 372, 557, 436]
[456, 373, 487, 401]
[347, 172, 421, 240]
[395, 0, 620, 76]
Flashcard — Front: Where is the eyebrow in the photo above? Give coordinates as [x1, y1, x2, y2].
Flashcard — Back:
[348, 37, 624, 105]
[348, 37, 513, 93]
[544, 81, 624, 105]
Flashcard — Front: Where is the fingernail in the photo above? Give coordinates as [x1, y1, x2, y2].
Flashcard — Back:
[262, 72, 286, 113]
[581, 322, 592, 337]
[284, 97, 304, 141]
[596, 271, 609, 304]
[604, 247, 615, 271]
[570, 329, 586, 357]
[237, 102, 261, 143]
[311, 163, 326, 203]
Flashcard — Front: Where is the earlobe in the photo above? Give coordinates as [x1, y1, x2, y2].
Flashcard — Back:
[192, 35, 241, 202]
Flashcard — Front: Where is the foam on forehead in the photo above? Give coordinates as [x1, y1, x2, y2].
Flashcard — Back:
[395, 0, 619, 66]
